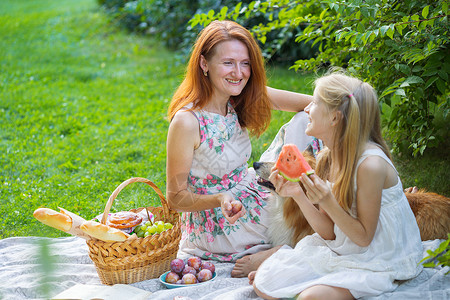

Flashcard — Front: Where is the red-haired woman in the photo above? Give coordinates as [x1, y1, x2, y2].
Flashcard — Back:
[166, 20, 312, 274]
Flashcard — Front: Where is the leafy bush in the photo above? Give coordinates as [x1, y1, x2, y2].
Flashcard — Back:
[192, 0, 450, 156]
[420, 234, 450, 274]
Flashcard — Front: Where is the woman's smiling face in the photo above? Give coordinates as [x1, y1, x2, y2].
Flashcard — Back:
[201, 39, 251, 101]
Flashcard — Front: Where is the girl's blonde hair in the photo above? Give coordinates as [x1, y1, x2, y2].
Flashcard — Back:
[167, 20, 271, 137]
[315, 71, 391, 212]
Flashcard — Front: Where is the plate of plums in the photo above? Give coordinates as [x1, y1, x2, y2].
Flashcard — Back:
[160, 256, 217, 289]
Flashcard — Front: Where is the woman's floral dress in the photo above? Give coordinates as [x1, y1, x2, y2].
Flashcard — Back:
[178, 102, 272, 262]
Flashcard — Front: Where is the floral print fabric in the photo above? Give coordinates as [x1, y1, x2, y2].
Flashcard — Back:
[178, 102, 272, 262]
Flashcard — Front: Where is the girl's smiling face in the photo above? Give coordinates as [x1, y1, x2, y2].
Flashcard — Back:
[200, 39, 251, 102]
[304, 90, 336, 144]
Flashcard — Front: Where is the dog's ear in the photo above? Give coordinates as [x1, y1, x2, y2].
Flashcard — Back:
[305, 144, 314, 157]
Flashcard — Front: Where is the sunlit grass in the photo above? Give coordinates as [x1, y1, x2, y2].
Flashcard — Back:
[1, 0, 448, 239]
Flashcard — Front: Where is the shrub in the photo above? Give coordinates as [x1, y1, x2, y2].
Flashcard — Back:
[192, 0, 450, 156]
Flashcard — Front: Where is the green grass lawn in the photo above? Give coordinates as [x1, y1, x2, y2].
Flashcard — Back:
[1, 0, 448, 239]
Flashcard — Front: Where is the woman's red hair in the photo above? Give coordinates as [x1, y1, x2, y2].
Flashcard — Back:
[167, 20, 271, 137]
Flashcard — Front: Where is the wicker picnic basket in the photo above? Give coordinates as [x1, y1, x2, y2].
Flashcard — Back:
[85, 177, 181, 285]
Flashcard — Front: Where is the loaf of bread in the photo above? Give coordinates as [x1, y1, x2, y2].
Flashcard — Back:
[33, 207, 92, 240]
[58, 207, 92, 240]
[33, 208, 72, 232]
[80, 220, 130, 242]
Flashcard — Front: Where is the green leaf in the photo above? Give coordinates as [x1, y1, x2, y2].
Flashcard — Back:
[379, 25, 389, 37]
[394, 89, 406, 96]
[357, 22, 365, 33]
[386, 25, 395, 39]
[422, 5, 430, 19]
[320, 8, 328, 20]
[400, 76, 424, 87]
[438, 70, 448, 81]
[219, 6, 228, 20]
[436, 79, 447, 94]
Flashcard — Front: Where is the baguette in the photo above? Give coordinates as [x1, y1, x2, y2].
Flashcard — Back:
[58, 207, 92, 240]
[33, 207, 92, 240]
[33, 208, 72, 232]
[80, 220, 130, 242]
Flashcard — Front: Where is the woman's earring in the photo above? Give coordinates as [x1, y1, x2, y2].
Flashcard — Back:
[203, 70, 208, 77]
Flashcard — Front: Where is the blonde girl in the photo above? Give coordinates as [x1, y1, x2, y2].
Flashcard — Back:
[250, 72, 423, 299]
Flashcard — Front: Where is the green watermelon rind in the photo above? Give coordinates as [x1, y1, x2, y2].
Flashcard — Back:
[280, 170, 315, 182]
[280, 171, 301, 182]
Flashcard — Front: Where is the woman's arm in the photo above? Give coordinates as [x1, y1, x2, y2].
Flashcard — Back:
[301, 156, 386, 246]
[166, 111, 244, 223]
[267, 86, 313, 112]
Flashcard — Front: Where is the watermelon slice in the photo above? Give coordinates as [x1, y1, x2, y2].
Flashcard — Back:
[275, 144, 314, 182]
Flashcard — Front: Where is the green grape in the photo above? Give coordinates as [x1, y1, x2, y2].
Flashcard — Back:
[144, 231, 152, 237]
[137, 231, 145, 238]
[147, 225, 157, 235]
[156, 223, 165, 233]
[164, 223, 173, 230]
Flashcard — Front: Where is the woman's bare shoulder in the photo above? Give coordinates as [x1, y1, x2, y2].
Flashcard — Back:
[170, 110, 199, 131]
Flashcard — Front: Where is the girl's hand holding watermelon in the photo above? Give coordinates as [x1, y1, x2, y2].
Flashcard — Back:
[299, 173, 334, 206]
[268, 168, 305, 199]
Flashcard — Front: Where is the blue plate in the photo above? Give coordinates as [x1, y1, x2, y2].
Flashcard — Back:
[159, 270, 217, 289]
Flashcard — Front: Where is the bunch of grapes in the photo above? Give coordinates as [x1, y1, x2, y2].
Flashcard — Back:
[133, 220, 173, 238]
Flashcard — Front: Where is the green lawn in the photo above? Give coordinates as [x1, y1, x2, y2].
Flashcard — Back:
[1, 0, 448, 239]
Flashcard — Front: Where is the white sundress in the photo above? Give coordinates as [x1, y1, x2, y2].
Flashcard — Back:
[178, 102, 273, 262]
[253, 147, 423, 299]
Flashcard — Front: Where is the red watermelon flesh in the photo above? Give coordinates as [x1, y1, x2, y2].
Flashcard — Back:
[275, 144, 314, 182]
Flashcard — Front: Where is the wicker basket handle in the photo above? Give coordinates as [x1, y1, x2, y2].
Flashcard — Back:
[101, 177, 168, 225]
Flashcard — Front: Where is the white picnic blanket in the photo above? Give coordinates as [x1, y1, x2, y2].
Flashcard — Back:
[0, 236, 448, 300]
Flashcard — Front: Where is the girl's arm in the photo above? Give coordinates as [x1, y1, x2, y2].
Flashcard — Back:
[301, 156, 386, 246]
[267, 86, 313, 112]
[269, 170, 335, 239]
[166, 111, 244, 224]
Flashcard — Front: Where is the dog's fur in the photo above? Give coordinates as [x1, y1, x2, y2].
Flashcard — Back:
[254, 146, 450, 246]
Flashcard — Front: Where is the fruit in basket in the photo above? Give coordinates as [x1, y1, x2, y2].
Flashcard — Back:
[187, 256, 202, 271]
[170, 258, 185, 274]
[165, 271, 180, 284]
[181, 273, 198, 284]
[134, 220, 174, 237]
[197, 269, 213, 282]
[201, 260, 215, 273]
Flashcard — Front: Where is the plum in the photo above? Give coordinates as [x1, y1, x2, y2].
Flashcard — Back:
[201, 261, 215, 273]
[230, 200, 243, 216]
[182, 265, 197, 276]
[181, 273, 197, 284]
[165, 271, 180, 284]
[187, 256, 202, 271]
[170, 258, 185, 274]
[197, 269, 213, 282]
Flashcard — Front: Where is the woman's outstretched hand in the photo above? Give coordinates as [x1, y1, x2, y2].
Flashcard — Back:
[221, 192, 246, 224]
